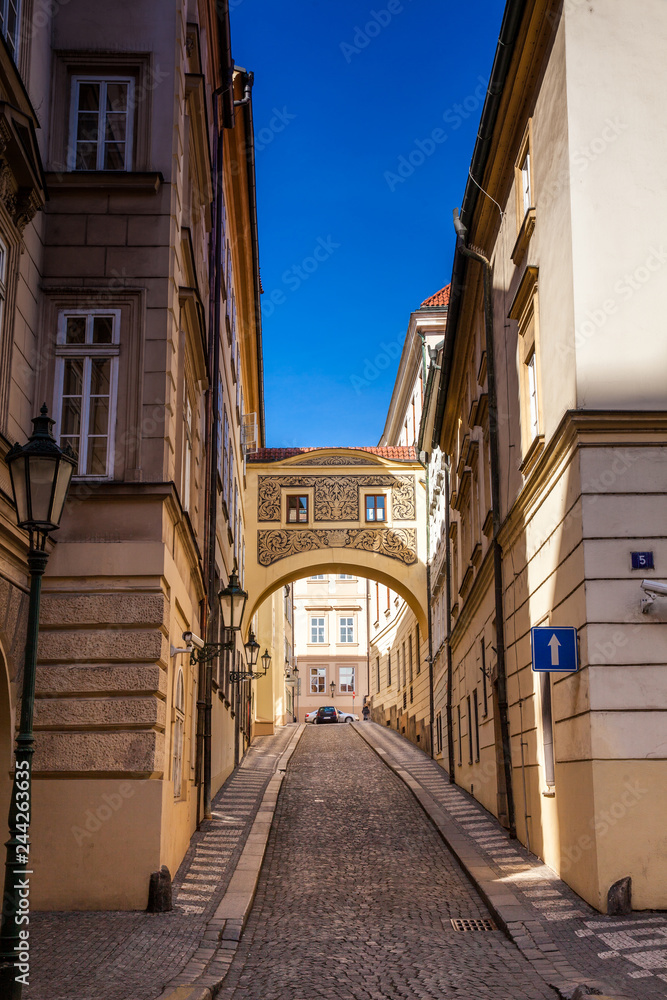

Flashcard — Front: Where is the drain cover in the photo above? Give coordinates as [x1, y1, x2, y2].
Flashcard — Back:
[450, 918, 495, 932]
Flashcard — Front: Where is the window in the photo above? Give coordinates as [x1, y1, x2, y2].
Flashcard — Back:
[473, 690, 480, 762]
[520, 150, 531, 215]
[69, 77, 134, 171]
[526, 350, 539, 440]
[508, 266, 542, 464]
[457, 704, 462, 766]
[481, 641, 488, 716]
[54, 310, 120, 478]
[0, 238, 6, 343]
[338, 575, 354, 580]
[408, 636, 413, 683]
[467, 695, 473, 764]
[387, 652, 392, 687]
[287, 495, 308, 523]
[0, 0, 21, 63]
[310, 666, 326, 694]
[309, 574, 326, 580]
[436, 712, 443, 754]
[172, 669, 185, 798]
[182, 386, 193, 512]
[515, 120, 534, 225]
[402, 642, 406, 686]
[339, 666, 355, 693]
[415, 625, 420, 674]
[339, 617, 354, 643]
[376, 657, 380, 694]
[365, 494, 386, 522]
[310, 617, 325, 643]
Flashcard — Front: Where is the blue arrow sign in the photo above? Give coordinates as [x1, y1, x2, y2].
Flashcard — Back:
[531, 626, 578, 673]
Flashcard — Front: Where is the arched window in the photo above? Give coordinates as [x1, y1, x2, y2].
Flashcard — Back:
[173, 669, 185, 798]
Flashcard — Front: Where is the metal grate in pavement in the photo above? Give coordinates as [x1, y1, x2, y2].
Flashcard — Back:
[450, 917, 495, 932]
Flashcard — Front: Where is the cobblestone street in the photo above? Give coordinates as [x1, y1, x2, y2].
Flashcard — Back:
[218, 724, 557, 1000]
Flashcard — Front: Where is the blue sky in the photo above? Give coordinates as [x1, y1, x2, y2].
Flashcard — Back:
[231, 0, 506, 447]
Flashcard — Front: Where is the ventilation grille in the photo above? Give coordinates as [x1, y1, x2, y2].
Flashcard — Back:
[451, 918, 495, 932]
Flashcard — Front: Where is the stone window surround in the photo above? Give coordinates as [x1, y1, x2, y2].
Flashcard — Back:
[508, 265, 545, 474]
[38, 288, 145, 483]
[48, 51, 154, 175]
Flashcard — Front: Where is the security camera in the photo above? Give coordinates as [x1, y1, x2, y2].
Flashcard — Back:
[640, 579, 667, 613]
[182, 630, 205, 650]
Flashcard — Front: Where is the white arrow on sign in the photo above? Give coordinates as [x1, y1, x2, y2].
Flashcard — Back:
[548, 634, 561, 666]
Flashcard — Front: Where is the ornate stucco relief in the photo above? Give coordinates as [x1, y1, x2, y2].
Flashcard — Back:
[257, 474, 416, 522]
[291, 455, 378, 466]
[257, 527, 417, 567]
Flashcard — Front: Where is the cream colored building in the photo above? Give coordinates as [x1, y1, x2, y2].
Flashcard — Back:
[254, 583, 294, 732]
[368, 289, 447, 751]
[0, 0, 265, 911]
[425, 0, 667, 913]
[293, 573, 369, 722]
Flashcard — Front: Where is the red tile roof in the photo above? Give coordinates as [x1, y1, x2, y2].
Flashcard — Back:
[247, 446, 419, 463]
[420, 284, 451, 309]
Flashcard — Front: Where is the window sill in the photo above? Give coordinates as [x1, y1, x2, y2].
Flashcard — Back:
[519, 434, 545, 477]
[511, 207, 536, 265]
[46, 170, 164, 194]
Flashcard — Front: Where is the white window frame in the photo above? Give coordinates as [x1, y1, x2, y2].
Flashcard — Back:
[173, 669, 185, 798]
[68, 75, 135, 172]
[0, 0, 21, 64]
[339, 617, 354, 644]
[182, 386, 193, 512]
[53, 309, 120, 480]
[0, 237, 7, 342]
[310, 617, 325, 644]
[339, 666, 355, 693]
[310, 666, 326, 695]
[526, 350, 539, 439]
[520, 150, 531, 216]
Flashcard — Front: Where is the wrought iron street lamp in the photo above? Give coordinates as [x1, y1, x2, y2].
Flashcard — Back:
[0, 406, 75, 998]
[330, 680, 335, 699]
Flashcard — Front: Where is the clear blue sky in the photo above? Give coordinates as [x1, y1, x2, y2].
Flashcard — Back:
[231, 0, 506, 447]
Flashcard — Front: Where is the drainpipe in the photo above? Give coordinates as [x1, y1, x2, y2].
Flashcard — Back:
[444, 458, 456, 781]
[417, 333, 435, 759]
[451, 208, 516, 839]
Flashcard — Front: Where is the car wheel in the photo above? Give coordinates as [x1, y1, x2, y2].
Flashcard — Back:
[345, 717, 352, 723]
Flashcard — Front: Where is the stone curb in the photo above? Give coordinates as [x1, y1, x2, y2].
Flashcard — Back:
[352, 723, 628, 1000]
[154, 724, 306, 1000]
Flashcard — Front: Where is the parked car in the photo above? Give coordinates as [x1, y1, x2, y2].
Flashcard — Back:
[305, 710, 318, 723]
[337, 711, 359, 723]
[315, 706, 339, 724]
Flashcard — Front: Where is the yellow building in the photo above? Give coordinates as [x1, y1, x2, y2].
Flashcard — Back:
[0, 0, 265, 910]
[368, 289, 447, 752]
[425, 0, 667, 912]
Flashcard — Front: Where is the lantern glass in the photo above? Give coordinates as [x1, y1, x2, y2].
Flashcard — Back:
[51, 456, 75, 527]
[29, 456, 59, 526]
[9, 457, 29, 526]
[244, 631, 260, 668]
[218, 565, 248, 632]
[261, 649, 271, 674]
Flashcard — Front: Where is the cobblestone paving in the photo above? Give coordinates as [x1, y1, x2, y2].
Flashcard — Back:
[25, 725, 296, 1000]
[366, 723, 667, 999]
[218, 724, 558, 1000]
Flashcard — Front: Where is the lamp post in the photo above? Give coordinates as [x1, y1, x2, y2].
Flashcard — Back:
[330, 679, 335, 700]
[293, 664, 299, 722]
[0, 406, 75, 998]
[186, 565, 270, 768]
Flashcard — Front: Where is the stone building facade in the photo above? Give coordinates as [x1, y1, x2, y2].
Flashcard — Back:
[425, 0, 667, 912]
[293, 573, 369, 722]
[367, 290, 447, 751]
[0, 0, 264, 910]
